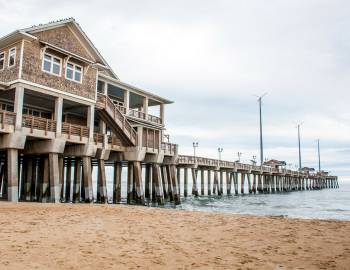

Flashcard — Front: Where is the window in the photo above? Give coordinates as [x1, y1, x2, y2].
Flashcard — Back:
[0, 52, 4, 70]
[8, 48, 16, 67]
[42, 53, 61, 76]
[66, 62, 82, 83]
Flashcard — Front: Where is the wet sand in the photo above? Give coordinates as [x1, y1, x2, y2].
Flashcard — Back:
[0, 203, 349, 270]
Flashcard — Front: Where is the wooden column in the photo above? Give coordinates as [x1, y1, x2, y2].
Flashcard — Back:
[166, 165, 173, 201]
[184, 168, 188, 197]
[152, 164, 164, 205]
[247, 173, 252, 194]
[98, 159, 107, 203]
[49, 153, 60, 203]
[7, 149, 19, 202]
[213, 170, 219, 195]
[252, 174, 257, 194]
[65, 158, 72, 202]
[30, 157, 37, 201]
[191, 168, 199, 197]
[25, 158, 33, 201]
[201, 169, 205, 195]
[219, 171, 223, 195]
[226, 171, 231, 195]
[113, 161, 122, 203]
[207, 170, 211, 196]
[176, 167, 181, 196]
[133, 161, 145, 204]
[58, 157, 64, 201]
[82, 156, 93, 203]
[42, 157, 50, 202]
[162, 165, 169, 199]
[240, 173, 245, 194]
[170, 165, 180, 204]
[145, 164, 151, 200]
[73, 158, 81, 203]
[127, 162, 134, 203]
[233, 172, 238, 195]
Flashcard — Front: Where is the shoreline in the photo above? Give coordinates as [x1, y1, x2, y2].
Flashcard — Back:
[0, 202, 349, 269]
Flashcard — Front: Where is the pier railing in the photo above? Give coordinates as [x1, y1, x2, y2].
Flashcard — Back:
[177, 155, 305, 175]
[161, 142, 178, 155]
[0, 110, 16, 127]
[62, 122, 89, 140]
[22, 115, 56, 134]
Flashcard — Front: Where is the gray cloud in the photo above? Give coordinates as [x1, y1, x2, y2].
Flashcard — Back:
[0, 0, 349, 179]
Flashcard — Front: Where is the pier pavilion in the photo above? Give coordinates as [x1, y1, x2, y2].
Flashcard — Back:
[0, 19, 338, 205]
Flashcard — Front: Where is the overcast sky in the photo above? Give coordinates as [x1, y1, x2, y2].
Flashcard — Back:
[1, 0, 349, 180]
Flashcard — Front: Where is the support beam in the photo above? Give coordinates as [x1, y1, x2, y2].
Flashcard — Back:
[55, 96, 63, 136]
[65, 158, 72, 202]
[73, 158, 81, 203]
[152, 164, 164, 205]
[133, 161, 145, 204]
[82, 156, 93, 203]
[170, 165, 180, 204]
[191, 168, 198, 197]
[7, 149, 19, 202]
[87, 105, 95, 140]
[98, 159, 107, 203]
[207, 170, 211, 196]
[127, 162, 134, 203]
[113, 161, 122, 203]
[14, 86, 24, 130]
[49, 153, 60, 203]
[201, 169, 205, 195]
[184, 168, 188, 197]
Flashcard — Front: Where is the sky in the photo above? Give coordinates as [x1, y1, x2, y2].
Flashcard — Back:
[0, 0, 349, 180]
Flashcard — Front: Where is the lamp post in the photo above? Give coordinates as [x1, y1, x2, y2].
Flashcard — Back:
[296, 122, 303, 170]
[218, 148, 223, 161]
[317, 139, 321, 172]
[193, 142, 198, 158]
[237, 152, 242, 162]
[256, 92, 267, 165]
[252, 155, 256, 165]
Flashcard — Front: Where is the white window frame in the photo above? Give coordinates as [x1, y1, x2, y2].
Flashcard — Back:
[65, 62, 83, 84]
[8, 47, 16, 68]
[41, 53, 62, 77]
[0, 52, 4, 71]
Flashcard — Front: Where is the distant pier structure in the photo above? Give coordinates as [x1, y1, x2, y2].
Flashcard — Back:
[0, 19, 338, 205]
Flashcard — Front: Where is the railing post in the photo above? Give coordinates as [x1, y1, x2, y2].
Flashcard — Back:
[45, 119, 49, 135]
[31, 116, 34, 133]
[1, 111, 4, 129]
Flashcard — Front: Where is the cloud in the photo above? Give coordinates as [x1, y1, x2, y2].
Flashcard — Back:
[0, 0, 349, 180]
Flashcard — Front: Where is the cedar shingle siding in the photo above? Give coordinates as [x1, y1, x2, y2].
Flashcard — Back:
[21, 26, 97, 100]
[0, 42, 21, 82]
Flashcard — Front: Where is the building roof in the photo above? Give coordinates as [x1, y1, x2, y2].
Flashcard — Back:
[0, 18, 172, 104]
[263, 159, 286, 167]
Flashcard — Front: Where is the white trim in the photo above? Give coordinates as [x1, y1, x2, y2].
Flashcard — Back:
[18, 40, 24, 78]
[41, 52, 62, 77]
[65, 61, 82, 84]
[0, 51, 4, 71]
[8, 79, 96, 104]
[8, 47, 16, 68]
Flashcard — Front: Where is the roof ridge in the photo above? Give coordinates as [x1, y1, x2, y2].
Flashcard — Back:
[20, 18, 75, 31]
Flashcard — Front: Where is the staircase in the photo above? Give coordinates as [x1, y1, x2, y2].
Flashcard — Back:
[96, 93, 137, 146]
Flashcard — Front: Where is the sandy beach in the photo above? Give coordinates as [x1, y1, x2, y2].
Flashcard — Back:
[0, 203, 349, 270]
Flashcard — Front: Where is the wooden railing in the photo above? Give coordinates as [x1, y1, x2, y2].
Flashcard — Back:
[148, 114, 162, 124]
[161, 142, 178, 155]
[96, 93, 137, 145]
[128, 109, 147, 120]
[22, 115, 56, 134]
[108, 135, 123, 147]
[94, 133, 104, 144]
[177, 155, 304, 176]
[0, 110, 16, 128]
[62, 122, 89, 140]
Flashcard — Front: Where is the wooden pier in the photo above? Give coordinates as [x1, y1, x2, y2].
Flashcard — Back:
[0, 18, 339, 206]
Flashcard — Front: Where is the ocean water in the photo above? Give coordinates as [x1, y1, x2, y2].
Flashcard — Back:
[95, 168, 350, 221]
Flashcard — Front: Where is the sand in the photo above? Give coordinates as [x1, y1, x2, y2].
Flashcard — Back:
[0, 203, 349, 270]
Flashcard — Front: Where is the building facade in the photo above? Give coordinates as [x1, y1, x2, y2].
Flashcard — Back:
[0, 18, 178, 204]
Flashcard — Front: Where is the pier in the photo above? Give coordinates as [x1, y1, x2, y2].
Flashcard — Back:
[0, 18, 338, 205]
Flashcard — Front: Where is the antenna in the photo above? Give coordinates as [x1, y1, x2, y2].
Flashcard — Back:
[255, 92, 268, 165]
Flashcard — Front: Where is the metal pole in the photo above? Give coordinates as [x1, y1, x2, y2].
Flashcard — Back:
[317, 139, 321, 172]
[259, 97, 263, 165]
[298, 124, 301, 170]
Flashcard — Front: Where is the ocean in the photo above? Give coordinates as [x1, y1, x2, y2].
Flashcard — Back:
[97, 169, 350, 221]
